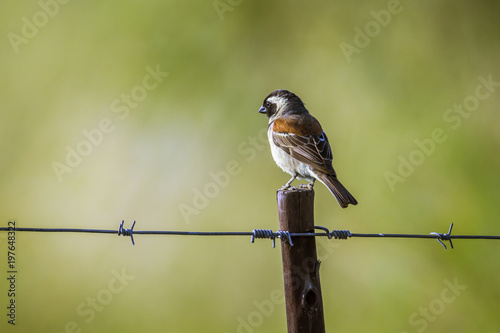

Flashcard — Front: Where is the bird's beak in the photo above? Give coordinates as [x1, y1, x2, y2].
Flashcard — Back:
[258, 106, 267, 114]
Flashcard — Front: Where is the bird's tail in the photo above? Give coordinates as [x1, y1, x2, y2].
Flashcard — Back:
[316, 172, 358, 208]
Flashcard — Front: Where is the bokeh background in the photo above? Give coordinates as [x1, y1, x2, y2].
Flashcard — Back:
[1, 1, 500, 332]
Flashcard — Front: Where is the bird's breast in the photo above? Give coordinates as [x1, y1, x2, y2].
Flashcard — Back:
[267, 126, 314, 181]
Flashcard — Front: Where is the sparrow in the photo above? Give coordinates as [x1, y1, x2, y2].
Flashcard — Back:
[258, 89, 358, 208]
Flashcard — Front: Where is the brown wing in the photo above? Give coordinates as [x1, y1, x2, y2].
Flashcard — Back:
[272, 115, 336, 175]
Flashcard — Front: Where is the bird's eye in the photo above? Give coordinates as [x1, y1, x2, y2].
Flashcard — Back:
[265, 101, 271, 108]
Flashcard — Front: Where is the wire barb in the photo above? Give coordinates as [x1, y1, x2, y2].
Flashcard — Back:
[251, 229, 274, 247]
[430, 223, 454, 250]
[276, 230, 294, 246]
[118, 220, 136, 245]
[315, 226, 352, 240]
[251, 229, 294, 248]
[330, 229, 352, 240]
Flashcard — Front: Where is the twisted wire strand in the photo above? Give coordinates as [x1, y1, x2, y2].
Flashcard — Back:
[2, 221, 499, 250]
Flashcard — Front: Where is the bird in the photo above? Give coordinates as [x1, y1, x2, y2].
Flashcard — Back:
[258, 89, 358, 208]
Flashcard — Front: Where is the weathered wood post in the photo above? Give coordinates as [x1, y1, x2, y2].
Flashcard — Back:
[278, 187, 326, 333]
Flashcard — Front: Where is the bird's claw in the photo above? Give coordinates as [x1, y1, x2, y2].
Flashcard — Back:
[281, 184, 297, 191]
[297, 182, 315, 190]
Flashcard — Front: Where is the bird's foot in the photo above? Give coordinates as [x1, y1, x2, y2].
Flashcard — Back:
[280, 184, 297, 191]
[297, 182, 315, 190]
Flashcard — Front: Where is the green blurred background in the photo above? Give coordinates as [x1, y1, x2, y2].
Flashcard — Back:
[1, 1, 499, 332]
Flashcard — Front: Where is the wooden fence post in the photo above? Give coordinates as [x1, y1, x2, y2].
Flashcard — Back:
[278, 187, 326, 333]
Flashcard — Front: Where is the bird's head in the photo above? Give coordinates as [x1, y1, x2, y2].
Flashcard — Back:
[258, 89, 307, 122]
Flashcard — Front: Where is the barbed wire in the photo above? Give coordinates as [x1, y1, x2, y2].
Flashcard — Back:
[1, 221, 500, 250]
